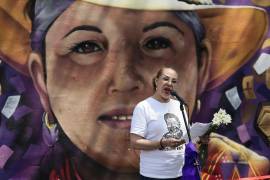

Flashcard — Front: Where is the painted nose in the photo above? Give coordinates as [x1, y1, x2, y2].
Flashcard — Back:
[108, 49, 144, 94]
[108, 65, 144, 94]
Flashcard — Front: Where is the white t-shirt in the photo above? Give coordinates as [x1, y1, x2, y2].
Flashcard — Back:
[130, 97, 188, 179]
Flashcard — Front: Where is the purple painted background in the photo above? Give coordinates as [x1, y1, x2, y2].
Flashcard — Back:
[0, 0, 269, 179]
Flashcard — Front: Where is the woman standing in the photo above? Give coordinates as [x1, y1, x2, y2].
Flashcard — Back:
[130, 67, 187, 179]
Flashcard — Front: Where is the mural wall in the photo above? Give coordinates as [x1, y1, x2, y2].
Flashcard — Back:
[0, 0, 269, 179]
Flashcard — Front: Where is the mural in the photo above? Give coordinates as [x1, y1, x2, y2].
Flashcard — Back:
[0, 0, 269, 179]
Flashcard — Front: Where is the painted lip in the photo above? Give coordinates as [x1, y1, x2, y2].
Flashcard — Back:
[97, 107, 134, 129]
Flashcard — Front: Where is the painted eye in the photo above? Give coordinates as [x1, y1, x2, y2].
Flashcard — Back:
[71, 40, 103, 54]
[144, 37, 171, 50]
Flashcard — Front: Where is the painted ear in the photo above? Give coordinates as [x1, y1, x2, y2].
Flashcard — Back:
[197, 39, 212, 96]
[28, 52, 50, 112]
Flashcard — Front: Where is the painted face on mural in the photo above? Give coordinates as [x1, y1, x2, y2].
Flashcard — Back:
[29, 1, 210, 172]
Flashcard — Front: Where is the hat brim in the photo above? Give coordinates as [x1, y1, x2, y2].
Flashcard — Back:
[0, 0, 268, 90]
[197, 7, 268, 89]
[0, 0, 31, 75]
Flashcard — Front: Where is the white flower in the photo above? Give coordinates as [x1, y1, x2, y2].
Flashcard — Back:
[211, 108, 232, 127]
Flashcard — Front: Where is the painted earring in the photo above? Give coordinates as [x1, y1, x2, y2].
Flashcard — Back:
[44, 112, 56, 129]
[42, 112, 59, 146]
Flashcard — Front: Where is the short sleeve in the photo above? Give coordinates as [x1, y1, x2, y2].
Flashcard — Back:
[130, 103, 147, 137]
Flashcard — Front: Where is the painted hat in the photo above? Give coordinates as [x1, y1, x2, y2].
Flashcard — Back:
[0, 0, 268, 89]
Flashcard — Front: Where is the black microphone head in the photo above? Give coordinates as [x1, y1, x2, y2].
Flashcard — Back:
[170, 91, 177, 96]
[170, 91, 187, 105]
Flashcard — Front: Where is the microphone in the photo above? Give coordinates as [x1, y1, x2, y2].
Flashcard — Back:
[170, 91, 187, 106]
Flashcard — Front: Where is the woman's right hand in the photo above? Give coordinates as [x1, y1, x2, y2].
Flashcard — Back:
[161, 137, 186, 148]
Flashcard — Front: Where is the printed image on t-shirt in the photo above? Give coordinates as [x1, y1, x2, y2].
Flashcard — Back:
[162, 113, 184, 150]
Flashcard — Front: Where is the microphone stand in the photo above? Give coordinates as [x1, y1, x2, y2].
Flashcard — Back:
[172, 94, 201, 180]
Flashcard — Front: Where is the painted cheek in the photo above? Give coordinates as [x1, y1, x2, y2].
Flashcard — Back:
[71, 75, 79, 81]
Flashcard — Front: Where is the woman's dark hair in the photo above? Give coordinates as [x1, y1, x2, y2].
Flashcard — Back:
[152, 68, 163, 92]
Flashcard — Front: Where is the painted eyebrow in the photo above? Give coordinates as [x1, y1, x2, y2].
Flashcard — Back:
[63, 25, 102, 38]
[143, 21, 184, 34]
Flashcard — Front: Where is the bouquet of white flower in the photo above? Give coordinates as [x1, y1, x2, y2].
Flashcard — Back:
[199, 108, 232, 167]
[211, 108, 232, 129]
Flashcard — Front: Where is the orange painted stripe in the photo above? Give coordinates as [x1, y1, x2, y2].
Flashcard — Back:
[239, 175, 270, 180]
[205, 150, 225, 180]
[209, 150, 225, 173]
[232, 168, 240, 179]
[247, 160, 258, 177]
[207, 150, 223, 173]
